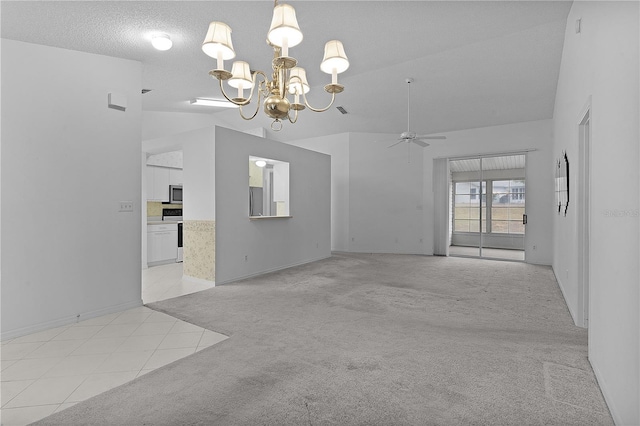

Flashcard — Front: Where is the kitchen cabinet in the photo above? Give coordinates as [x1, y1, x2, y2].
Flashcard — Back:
[147, 223, 178, 265]
[146, 166, 182, 201]
[169, 168, 183, 186]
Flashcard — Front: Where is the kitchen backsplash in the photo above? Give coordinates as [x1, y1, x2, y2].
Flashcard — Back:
[147, 201, 183, 217]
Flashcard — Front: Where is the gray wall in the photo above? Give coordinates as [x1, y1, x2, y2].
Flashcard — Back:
[1, 40, 143, 339]
[214, 127, 332, 284]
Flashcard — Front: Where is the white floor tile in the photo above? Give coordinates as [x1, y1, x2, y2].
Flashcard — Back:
[144, 311, 179, 323]
[131, 321, 175, 336]
[136, 369, 153, 378]
[65, 371, 138, 402]
[54, 401, 79, 413]
[114, 334, 165, 353]
[1, 357, 64, 381]
[1, 380, 36, 407]
[198, 330, 229, 349]
[1, 342, 44, 361]
[92, 350, 153, 374]
[169, 321, 205, 334]
[42, 353, 110, 378]
[110, 311, 153, 325]
[143, 348, 196, 370]
[70, 336, 127, 356]
[158, 332, 203, 350]
[5, 326, 69, 345]
[2, 360, 18, 371]
[23, 340, 84, 359]
[51, 325, 104, 341]
[0, 404, 59, 426]
[91, 323, 141, 339]
[4, 375, 87, 408]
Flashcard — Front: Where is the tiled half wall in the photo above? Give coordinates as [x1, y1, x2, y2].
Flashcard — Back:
[183, 220, 215, 282]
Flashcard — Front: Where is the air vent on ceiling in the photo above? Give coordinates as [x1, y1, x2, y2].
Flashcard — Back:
[336, 106, 348, 115]
[141, 89, 152, 94]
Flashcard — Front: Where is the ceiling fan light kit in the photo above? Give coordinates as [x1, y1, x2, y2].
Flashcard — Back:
[202, 0, 349, 131]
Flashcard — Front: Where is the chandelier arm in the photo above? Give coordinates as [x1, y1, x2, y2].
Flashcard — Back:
[287, 106, 299, 124]
[301, 90, 336, 113]
[216, 71, 269, 107]
[289, 75, 338, 113]
[239, 90, 263, 121]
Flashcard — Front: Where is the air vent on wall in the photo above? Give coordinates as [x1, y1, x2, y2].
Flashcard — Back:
[336, 106, 349, 115]
[142, 89, 152, 94]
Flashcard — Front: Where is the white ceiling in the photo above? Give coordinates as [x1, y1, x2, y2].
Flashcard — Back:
[1, 1, 572, 142]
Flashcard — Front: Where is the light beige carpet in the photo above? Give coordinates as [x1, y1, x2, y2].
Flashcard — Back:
[35, 253, 612, 425]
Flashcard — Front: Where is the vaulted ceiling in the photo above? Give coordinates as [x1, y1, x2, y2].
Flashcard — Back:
[1, 1, 572, 142]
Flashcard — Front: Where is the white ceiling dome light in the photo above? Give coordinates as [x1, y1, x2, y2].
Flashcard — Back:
[151, 34, 172, 51]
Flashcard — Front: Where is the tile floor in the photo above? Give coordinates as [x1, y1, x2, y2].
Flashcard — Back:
[142, 262, 215, 304]
[1, 263, 222, 426]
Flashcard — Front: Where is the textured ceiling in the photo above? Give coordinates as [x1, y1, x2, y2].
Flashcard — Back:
[1, 1, 572, 142]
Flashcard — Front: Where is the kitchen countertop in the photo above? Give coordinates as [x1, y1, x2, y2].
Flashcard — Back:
[147, 221, 181, 225]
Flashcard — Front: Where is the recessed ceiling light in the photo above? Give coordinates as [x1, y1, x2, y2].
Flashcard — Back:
[189, 98, 239, 108]
[151, 34, 172, 51]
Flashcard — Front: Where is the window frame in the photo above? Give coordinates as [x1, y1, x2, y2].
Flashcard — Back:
[452, 177, 525, 236]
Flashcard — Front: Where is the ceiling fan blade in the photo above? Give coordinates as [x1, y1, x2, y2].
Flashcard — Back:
[412, 139, 430, 148]
[416, 135, 447, 140]
[388, 139, 405, 148]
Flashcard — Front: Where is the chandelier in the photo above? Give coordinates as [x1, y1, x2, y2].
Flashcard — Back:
[202, 0, 349, 131]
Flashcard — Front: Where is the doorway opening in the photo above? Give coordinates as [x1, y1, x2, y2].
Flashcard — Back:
[448, 154, 526, 261]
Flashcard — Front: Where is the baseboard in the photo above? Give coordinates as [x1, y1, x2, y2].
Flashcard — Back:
[551, 266, 578, 326]
[1, 299, 143, 342]
[182, 275, 215, 287]
[215, 255, 332, 286]
[590, 360, 624, 425]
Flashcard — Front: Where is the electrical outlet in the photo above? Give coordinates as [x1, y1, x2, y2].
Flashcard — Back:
[244, 255, 248, 262]
[533, 245, 537, 250]
[119, 201, 133, 212]
[316, 242, 319, 248]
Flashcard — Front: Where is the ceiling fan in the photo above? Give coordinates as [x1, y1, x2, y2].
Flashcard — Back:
[388, 78, 446, 159]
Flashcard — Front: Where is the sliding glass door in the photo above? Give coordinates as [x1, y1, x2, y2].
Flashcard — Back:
[449, 154, 526, 261]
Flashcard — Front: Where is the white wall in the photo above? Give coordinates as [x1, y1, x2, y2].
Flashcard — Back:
[1, 40, 143, 339]
[288, 133, 350, 251]
[423, 120, 554, 265]
[142, 111, 235, 143]
[552, 2, 639, 424]
[180, 127, 216, 221]
[291, 123, 552, 261]
[348, 133, 425, 254]
[215, 127, 331, 284]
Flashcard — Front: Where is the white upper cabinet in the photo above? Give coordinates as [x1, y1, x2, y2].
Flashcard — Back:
[146, 165, 180, 201]
[169, 168, 183, 186]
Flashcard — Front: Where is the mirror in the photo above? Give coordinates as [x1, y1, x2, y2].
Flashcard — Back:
[249, 156, 290, 218]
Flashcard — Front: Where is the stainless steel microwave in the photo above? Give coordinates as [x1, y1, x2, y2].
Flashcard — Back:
[169, 185, 183, 204]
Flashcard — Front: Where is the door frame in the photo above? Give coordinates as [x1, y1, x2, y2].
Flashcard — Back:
[446, 151, 530, 261]
[577, 99, 592, 329]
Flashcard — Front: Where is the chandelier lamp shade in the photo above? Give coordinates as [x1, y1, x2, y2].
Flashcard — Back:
[202, 0, 349, 131]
